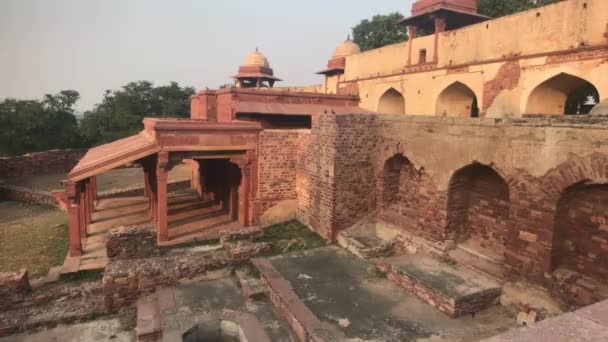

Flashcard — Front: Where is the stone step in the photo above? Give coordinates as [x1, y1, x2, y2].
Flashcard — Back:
[136, 293, 162, 342]
[448, 248, 505, 282]
[377, 254, 502, 318]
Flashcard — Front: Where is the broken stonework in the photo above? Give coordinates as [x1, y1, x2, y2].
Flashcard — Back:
[103, 250, 229, 311]
[225, 241, 271, 262]
[0, 269, 31, 310]
[219, 226, 264, 244]
[106, 225, 158, 260]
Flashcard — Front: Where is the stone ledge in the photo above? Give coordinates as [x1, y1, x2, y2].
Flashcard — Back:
[251, 258, 338, 342]
[219, 226, 264, 244]
[225, 241, 271, 262]
[377, 254, 501, 318]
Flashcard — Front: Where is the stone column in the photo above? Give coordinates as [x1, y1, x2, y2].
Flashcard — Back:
[239, 163, 251, 227]
[84, 178, 92, 226]
[156, 152, 169, 242]
[407, 26, 417, 66]
[66, 181, 82, 257]
[78, 181, 87, 238]
[90, 176, 97, 206]
[433, 16, 446, 63]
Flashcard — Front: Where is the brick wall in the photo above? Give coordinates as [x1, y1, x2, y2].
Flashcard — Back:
[257, 130, 308, 215]
[553, 183, 608, 279]
[298, 113, 608, 283]
[482, 61, 521, 113]
[0, 149, 86, 179]
[447, 164, 510, 251]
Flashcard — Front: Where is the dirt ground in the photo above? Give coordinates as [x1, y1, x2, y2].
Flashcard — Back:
[0, 201, 68, 277]
[4, 164, 191, 192]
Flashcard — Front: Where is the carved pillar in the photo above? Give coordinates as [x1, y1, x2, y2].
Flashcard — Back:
[143, 166, 151, 198]
[239, 163, 250, 227]
[78, 181, 87, 238]
[90, 176, 97, 206]
[156, 152, 169, 242]
[84, 178, 92, 226]
[433, 16, 446, 63]
[407, 26, 417, 66]
[66, 181, 82, 257]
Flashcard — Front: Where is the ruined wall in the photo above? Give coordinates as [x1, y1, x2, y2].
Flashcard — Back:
[0, 149, 86, 179]
[256, 130, 309, 223]
[299, 113, 608, 282]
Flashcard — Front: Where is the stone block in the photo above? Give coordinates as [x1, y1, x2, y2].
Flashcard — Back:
[106, 225, 158, 260]
[0, 269, 31, 309]
[225, 241, 271, 262]
[219, 227, 264, 244]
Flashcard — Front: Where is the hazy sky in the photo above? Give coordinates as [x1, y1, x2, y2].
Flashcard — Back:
[0, 0, 414, 111]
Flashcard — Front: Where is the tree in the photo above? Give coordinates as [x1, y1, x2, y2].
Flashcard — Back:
[79, 81, 195, 146]
[478, 0, 560, 18]
[0, 91, 82, 156]
[352, 12, 408, 52]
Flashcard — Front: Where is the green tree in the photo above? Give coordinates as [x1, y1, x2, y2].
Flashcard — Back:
[478, 0, 560, 18]
[0, 91, 82, 156]
[80, 81, 195, 146]
[352, 12, 408, 52]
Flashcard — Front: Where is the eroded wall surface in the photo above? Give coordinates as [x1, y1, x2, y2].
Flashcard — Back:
[297, 113, 608, 282]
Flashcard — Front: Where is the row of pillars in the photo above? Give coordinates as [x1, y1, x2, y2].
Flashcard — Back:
[66, 151, 256, 257]
[66, 176, 97, 257]
[406, 16, 447, 66]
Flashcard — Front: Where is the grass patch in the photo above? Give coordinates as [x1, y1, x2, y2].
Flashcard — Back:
[256, 220, 326, 256]
[59, 270, 104, 283]
[0, 201, 69, 278]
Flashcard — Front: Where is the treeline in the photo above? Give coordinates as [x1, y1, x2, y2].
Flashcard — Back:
[0, 81, 195, 156]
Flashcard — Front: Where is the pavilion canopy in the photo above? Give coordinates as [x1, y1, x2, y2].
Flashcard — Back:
[68, 133, 160, 182]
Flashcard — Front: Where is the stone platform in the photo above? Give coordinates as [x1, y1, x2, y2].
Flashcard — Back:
[254, 246, 515, 341]
[377, 254, 502, 317]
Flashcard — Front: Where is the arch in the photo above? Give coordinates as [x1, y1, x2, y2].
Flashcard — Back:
[447, 163, 510, 256]
[378, 88, 405, 115]
[436, 81, 479, 117]
[525, 73, 600, 115]
[379, 154, 419, 231]
[552, 181, 608, 280]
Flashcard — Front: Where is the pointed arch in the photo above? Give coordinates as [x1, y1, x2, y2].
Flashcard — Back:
[526, 72, 600, 115]
[436, 81, 479, 117]
[447, 162, 510, 258]
[378, 88, 405, 115]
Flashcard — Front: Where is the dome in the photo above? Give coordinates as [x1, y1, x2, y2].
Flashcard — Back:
[242, 49, 270, 68]
[332, 38, 361, 59]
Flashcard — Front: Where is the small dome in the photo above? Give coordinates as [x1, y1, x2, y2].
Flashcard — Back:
[242, 49, 270, 68]
[332, 38, 361, 59]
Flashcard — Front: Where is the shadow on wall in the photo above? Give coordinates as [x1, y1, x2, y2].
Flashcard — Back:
[526, 73, 600, 115]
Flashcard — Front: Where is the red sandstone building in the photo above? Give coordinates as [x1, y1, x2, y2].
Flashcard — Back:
[57, 0, 608, 309]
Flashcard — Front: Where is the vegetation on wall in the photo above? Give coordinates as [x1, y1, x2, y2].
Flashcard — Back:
[0, 81, 195, 156]
[352, 12, 408, 52]
[478, 0, 561, 18]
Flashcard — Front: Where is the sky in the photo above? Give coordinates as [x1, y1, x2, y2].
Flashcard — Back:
[0, 0, 414, 111]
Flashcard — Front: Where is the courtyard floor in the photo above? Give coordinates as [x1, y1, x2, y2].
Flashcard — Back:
[0, 201, 68, 278]
[267, 246, 517, 341]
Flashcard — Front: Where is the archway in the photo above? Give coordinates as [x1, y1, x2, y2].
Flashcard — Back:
[436, 82, 479, 117]
[552, 182, 608, 279]
[379, 154, 419, 231]
[526, 73, 600, 115]
[447, 163, 509, 257]
[378, 88, 405, 115]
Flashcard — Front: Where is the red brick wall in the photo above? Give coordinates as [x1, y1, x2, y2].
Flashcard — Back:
[0, 149, 86, 179]
[257, 130, 308, 215]
[553, 183, 608, 279]
[447, 164, 509, 251]
[482, 61, 521, 113]
[379, 155, 420, 232]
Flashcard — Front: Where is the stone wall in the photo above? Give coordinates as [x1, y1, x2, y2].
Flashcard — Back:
[0, 269, 30, 310]
[106, 225, 158, 260]
[0, 149, 86, 179]
[0, 184, 58, 208]
[298, 113, 608, 283]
